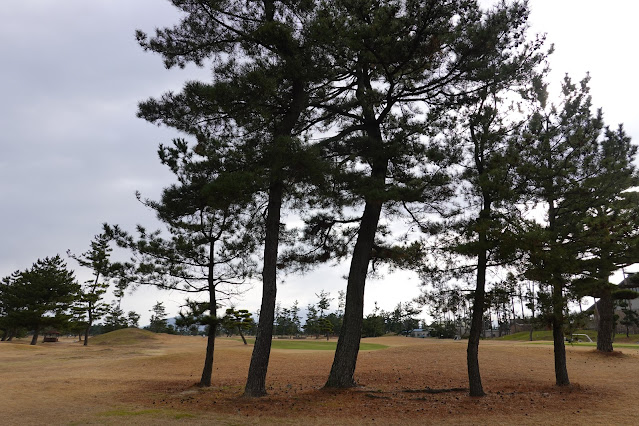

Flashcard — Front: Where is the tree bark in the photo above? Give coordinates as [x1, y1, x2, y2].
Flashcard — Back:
[529, 323, 534, 341]
[200, 243, 219, 387]
[84, 305, 93, 346]
[529, 287, 535, 342]
[552, 281, 570, 386]
[30, 323, 40, 346]
[325, 199, 383, 388]
[238, 327, 247, 345]
[467, 200, 489, 397]
[325, 60, 387, 389]
[199, 328, 216, 387]
[244, 182, 283, 397]
[467, 256, 487, 396]
[596, 288, 614, 352]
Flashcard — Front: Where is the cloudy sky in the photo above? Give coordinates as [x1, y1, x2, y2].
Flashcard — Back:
[1, 1, 638, 325]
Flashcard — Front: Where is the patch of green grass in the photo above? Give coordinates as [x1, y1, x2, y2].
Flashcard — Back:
[498, 330, 553, 341]
[613, 333, 639, 343]
[498, 329, 598, 341]
[98, 408, 195, 419]
[525, 341, 639, 349]
[241, 338, 387, 351]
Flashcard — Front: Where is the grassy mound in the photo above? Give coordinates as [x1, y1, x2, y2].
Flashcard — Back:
[90, 328, 159, 346]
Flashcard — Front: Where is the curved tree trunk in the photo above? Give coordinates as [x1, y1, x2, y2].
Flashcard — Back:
[244, 182, 283, 397]
[243, 66, 306, 396]
[238, 327, 247, 345]
[325, 62, 387, 389]
[200, 329, 216, 387]
[467, 193, 491, 397]
[596, 288, 614, 352]
[325, 200, 383, 388]
[467, 246, 487, 397]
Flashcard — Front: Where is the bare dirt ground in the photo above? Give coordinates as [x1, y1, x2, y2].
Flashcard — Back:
[1, 330, 637, 425]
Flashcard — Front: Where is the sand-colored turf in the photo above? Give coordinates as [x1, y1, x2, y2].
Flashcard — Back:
[1, 330, 638, 425]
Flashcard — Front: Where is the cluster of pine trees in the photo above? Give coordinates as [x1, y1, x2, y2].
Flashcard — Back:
[4, 0, 638, 400]
[0, 235, 141, 345]
[121, 0, 639, 397]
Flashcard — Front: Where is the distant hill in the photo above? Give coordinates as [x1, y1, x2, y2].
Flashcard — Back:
[91, 328, 158, 346]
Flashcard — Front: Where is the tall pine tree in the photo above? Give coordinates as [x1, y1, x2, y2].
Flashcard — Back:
[310, 0, 545, 389]
[136, 0, 329, 397]
[68, 231, 122, 346]
[108, 137, 258, 387]
[517, 75, 607, 385]
[570, 124, 639, 352]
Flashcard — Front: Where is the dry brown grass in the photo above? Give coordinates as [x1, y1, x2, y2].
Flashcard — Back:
[1, 330, 637, 425]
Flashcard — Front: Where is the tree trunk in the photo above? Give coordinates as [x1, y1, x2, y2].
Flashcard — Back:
[551, 282, 570, 386]
[467, 204, 488, 397]
[199, 328, 216, 387]
[325, 199, 383, 388]
[325, 61, 387, 389]
[84, 308, 93, 346]
[31, 323, 40, 346]
[200, 243, 219, 387]
[529, 288, 535, 342]
[238, 327, 247, 345]
[529, 323, 534, 341]
[596, 288, 614, 352]
[244, 182, 283, 397]
[468, 278, 486, 396]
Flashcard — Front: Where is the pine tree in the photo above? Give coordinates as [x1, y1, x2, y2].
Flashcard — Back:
[102, 303, 129, 333]
[148, 301, 169, 333]
[68, 231, 121, 346]
[136, 0, 329, 397]
[571, 128, 639, 352]
[317, 0, 545, 389]
[10, 256, 79, 345]
[108, 137, 258, 387]
[222, 308, 254, 344]
[517, 75, 608, 385]
[0, 271, 23, 341]
[438, 65, 544, 395]
[127, 311, 141, 328]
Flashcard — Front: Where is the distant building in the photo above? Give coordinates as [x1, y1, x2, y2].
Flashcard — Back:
[410, 328, 430, 338]
[585, 273, 639, 335]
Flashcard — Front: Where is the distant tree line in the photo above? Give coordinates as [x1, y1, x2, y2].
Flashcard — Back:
[0, 250, 140, 345]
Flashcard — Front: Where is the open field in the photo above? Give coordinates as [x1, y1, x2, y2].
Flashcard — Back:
[2, 329, 638, 425]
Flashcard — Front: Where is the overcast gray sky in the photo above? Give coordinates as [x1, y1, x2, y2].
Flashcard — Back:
[1, 1, 638, 325]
